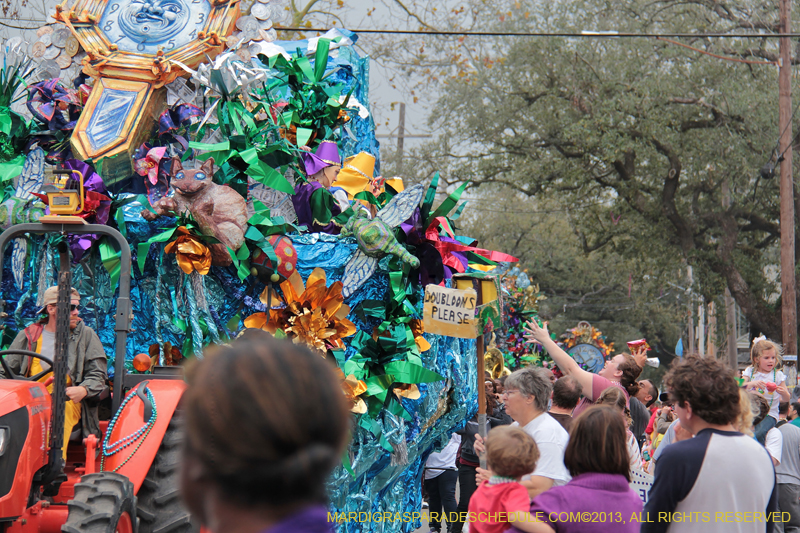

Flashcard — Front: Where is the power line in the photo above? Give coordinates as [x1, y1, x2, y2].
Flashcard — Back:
[276, 26, 800, 39]
[2, 20, 797, 38]
[0, 20, 797, 38]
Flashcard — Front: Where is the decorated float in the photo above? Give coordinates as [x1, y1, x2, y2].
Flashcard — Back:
[494, 267, 625, 377]
[0, 1, 519, 530]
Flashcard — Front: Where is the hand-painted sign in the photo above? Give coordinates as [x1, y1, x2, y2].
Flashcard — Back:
[423, 285, 478, 338]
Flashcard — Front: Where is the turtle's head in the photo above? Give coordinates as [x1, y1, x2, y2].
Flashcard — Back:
[341, 209, 368, 236]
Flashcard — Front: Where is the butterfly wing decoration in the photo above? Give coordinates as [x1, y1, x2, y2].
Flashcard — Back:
[11, 148, 45, 289]
[342, 249, 378, 298]
[15, 148, 45, 200]
[376, 183, 425, 228]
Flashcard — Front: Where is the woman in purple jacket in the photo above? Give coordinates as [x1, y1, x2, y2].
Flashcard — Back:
[515, 406, 643, 533]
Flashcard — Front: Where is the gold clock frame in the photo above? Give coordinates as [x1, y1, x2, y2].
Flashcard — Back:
[53, 0, 239, 181]
[54, 0, 239, 87]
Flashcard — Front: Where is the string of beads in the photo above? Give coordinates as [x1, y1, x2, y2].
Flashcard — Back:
[100, 386, 157, 472]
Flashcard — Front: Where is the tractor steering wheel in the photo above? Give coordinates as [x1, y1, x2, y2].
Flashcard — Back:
[0, 350, 55, 382]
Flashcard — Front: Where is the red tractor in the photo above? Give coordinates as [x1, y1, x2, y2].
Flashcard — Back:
[0, 221, 193, 533]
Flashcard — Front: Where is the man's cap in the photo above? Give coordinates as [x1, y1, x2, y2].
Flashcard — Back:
[38, 286, 80, 314]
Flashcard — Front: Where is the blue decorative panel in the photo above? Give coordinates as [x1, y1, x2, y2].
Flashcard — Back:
[86, 89, 138, 151]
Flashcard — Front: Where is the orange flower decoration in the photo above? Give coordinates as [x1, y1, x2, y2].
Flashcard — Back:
[164, 226, 212, 275]
[393, 383, 421, 400]
[336, 368, 368, 413]
[410, 319, 431, 353]
[244, 268, 357, 354]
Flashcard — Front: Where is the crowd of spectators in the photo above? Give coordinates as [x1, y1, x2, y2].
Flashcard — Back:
[176, 326, 796, 533]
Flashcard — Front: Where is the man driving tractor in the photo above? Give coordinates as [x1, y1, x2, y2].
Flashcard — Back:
[0, 285, 107, 458]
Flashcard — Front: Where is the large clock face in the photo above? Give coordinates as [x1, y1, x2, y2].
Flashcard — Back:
[98, 0, 212, 55]
[568, 343, 606, 374]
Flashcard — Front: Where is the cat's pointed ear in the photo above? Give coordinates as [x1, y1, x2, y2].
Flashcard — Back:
[170, 157, 183, 176]
[200, 157, 215, 176]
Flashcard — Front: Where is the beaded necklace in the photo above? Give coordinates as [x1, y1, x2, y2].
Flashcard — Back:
[766, 368, 777, 410]
[100, 386, 158, 472]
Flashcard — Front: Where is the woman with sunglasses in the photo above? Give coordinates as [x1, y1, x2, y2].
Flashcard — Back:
[1, 285, 107, 458]
[474, 367, 571, 499]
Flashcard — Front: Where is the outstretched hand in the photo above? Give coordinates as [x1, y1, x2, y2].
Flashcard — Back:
[473, 433, 485, 455]
[523, 319, 550, 345]
[631, 345, 648, 368]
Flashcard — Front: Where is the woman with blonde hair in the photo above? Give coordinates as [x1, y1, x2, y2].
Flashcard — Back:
[596, 386, 642, 472]
[734, 389, 756, 437]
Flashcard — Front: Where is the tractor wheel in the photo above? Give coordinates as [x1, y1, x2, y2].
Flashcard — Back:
[136, 414, 197, 533]
[62, 472, 135, 533]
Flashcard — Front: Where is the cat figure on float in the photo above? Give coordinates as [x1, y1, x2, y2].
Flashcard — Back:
[341, 183, 424, 298]
[141, 157, 248, 266]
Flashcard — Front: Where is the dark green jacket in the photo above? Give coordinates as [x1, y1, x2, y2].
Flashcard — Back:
[3, 320, 107, 439]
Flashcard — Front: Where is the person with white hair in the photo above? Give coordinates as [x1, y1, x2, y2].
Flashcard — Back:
[474, 366, 570, 497]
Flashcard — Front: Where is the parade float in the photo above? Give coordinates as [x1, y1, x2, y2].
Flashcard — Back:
[496, 266, 548, 373]
[494, 267, 623, 377]
[0, 1, 519, 530]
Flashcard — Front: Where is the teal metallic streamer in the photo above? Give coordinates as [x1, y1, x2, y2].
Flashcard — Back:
[14, 238, 42, 328]
[190, 271, 220, 344]
[154, 248, 165, 366]
[184, 273, 204, 358]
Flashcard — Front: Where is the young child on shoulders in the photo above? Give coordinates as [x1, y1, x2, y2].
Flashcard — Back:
[743, 336, 790, 443]
[468, 426, 553, 533]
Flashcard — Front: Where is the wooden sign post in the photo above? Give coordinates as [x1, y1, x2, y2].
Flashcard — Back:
[453, 275, 501, 470]
[423, 284, 484, 465]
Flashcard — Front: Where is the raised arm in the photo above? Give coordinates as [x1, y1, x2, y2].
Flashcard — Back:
[524, 320, 594, 397]
[777, 382, 791, 403]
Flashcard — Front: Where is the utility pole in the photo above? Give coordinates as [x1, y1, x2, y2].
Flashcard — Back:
[397, 102, 406, 167]
[722, 181, 739, 369]
[726, 289, 738, 369]
[687, 266, 695, 355]
[375, 103, 431, 173]
[779, 0, 798, 356]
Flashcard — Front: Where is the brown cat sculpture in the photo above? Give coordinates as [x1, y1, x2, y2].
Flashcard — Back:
[142, 157, 248, 266]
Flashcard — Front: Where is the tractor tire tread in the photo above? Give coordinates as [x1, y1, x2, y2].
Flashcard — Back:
[152, 488, 181, 506]
[152, 514, 192, 533]
[62, 472, 135, 533]
[136, 414, 197, 533]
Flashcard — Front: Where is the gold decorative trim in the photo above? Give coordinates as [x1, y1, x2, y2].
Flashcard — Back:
[343, 164, 371, 181]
